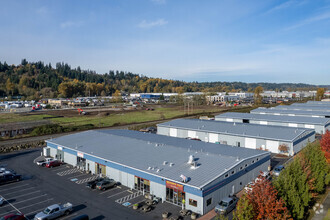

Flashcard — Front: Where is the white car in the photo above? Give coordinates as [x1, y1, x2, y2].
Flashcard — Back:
[36, 158, 55, 166]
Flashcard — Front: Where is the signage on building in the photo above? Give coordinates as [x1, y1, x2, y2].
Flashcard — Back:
[77, 152, 84, 158]
[57, 146, 63, 150]
[166, 181, 184, 191]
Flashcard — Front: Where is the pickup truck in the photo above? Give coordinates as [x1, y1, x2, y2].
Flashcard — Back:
[36, 158, 55, 166]
[214, 196, 238, 215]
[34, 203, 73, 220]
[0, 173, 22, 185]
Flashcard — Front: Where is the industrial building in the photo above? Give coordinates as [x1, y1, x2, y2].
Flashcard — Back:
[306, 101, 330, 105]
[215, 112, 330, 134]
[274, 105, 330, 112]
[157, 119, 315, 156]
[291, 103, 330, 108]
[44, 129, 270, 215]
[251, 108, 330, 118]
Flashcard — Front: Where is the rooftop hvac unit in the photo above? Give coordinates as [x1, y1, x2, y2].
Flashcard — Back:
[163, 161, 168, 165]
[190, 161, 198, 169]
[169, 163, 174, 167]
[180, 174, 188, 183]
[188, 155, 194, 164]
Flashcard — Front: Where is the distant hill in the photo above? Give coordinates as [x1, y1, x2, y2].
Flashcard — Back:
[0, 59, 326, 99]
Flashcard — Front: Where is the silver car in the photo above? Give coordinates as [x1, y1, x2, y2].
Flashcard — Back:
[215, 196, 238, 215]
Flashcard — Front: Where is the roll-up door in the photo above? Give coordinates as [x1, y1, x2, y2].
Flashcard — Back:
[226, 118, 233, 122]
[245, 138, 256, 149]
[260, 121, 268, 125]
[288, 123, 298, 127]
[209, 133, 218, 143]
[188, 130, 197, 138]
[266, 140, 279, 153]
[169, 128, 178, 137]
[305, 124, 315, 129]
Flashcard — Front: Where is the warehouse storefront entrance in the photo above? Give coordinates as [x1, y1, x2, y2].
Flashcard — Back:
[95, 163, 106, 176]
[134, 176, 150, 193]
[56, 147, 64, 162]
[166, 181, 185, 206]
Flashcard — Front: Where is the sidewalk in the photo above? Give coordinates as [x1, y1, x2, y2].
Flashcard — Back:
[197, 210, 216, 220]
[312, 191, 330, 220]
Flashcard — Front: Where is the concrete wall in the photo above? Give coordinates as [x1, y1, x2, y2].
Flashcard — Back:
[64, 152, 77, 166]
[86, 159, 95, 174]
[150, 181, 166, 201]
[185, 192, 203, 214]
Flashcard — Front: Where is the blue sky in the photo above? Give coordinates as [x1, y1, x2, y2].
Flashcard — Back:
[1, 0, 330, 84]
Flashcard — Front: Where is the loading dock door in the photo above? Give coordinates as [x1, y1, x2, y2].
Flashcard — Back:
[209, 133, 218, 143]
[245, 138, 256, 149]
[260, 121, 268, 125]
[288, 123, 298, 127]
[266, 140, 279, 153]
[226, 118, 233, 122]
[169, 128, 178, 137]
[188, 130, 197, 138]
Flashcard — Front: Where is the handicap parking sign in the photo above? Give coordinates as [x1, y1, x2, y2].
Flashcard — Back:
[122, 202, 131, 207]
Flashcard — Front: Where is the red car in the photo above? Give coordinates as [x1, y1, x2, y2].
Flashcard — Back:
[0, 213, 25, 220]
[45, 160, 61, 168]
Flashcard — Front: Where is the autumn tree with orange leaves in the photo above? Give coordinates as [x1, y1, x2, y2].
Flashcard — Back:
[320, 130, 330, 164]
[234, 173, 290, 220]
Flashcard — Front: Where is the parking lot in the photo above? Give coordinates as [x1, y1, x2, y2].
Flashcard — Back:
[0, 149, 189, 220]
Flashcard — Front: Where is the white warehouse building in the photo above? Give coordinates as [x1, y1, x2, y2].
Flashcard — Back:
[157, 119, 315, 156]
[215, 112, 330, 134]
[44, 129, 270, 215]
[251, 108, 330, 118]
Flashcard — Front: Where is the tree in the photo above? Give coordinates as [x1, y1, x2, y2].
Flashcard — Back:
[6, 79, 15, 96]
[274, 157, 311, 219]
[320, 130, 330, 164]
[247, 175, 290, 220]
[316, 88, 326, 101]
[113, 90, 122, 103]
[278, 144, 289, 154]
[233, 193, 255, 220]
[253, 86, 263, 105]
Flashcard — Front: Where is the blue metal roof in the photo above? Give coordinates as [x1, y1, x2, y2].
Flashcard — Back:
[215, 112, 330, 125]
[46, 130, 269, 188]
[158, 119, 314, 142]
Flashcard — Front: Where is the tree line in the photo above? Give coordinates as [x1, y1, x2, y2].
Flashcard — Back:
[0, 59, 325, 99]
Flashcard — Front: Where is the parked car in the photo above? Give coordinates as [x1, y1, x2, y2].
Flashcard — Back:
[34, 203, 73, 220]
[273, 165, 285, 176]
[86, 177, 104, 189]
[244, 182, 255, 192]
[96, 179, 117, 191]
[0, 173, 21, 185]
[0, 213, 25, 220]
[71, 214, 89, 220]
[139, 127, 157, 133]
[45, 160, 61, 168]
[215, 196, 238, 215]
[256, 171, 272, 182]
[36, 158, 55, 167]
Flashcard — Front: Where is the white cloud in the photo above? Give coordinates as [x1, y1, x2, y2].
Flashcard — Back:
[151, 0, 166, 4]
[138, 19, 168, 28]
[60, 21, 82, 29]
[285, 11, 330, 30]
[264, 0, 308, 15]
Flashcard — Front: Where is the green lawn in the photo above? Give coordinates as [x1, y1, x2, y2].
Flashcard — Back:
[0, 113, 53, 124]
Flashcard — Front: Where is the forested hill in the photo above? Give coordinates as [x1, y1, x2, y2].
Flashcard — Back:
[0, 60, 324, 99]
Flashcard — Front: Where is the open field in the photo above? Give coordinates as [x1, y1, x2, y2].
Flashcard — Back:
[0, 104, 276, 141]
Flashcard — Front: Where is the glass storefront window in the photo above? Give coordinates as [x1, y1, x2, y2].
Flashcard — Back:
[134, 176, 150, 193]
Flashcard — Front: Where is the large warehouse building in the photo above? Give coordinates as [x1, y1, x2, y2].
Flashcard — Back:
[157, 119, 315, 155]
[251, 108, 330, 118]
[275, 105, 330, 112]
[306, 101, 330, 105]
[215, 112, 330, 134]
[44, 129, 270, 215]
[291, 103, 330, 108]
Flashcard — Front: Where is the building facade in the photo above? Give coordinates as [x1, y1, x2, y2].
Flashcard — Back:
[44, 130, 270, 215]
[157, 119, 315, 156]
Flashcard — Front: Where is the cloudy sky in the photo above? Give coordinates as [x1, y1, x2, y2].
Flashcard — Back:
[1, 0, 330, 84]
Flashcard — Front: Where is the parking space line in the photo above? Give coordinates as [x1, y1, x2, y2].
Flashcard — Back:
[107, 190, 130, 198]
[2, 187, 36, 196]
[0, 194, 21, 214]
[75, 176, 98, 184]
[7, 190, 41, 200]
[0, 184, 30, 192]
[18, 198, 54, 210]
[99, 186, 120, 195]
[57, 168, 81, 176]
[25, 207, 45, 216]
[67, 173, 89, 179]
[115, 191, 143, 204]
[51, 166, 71, 171]
[11, 194, 47, 205]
